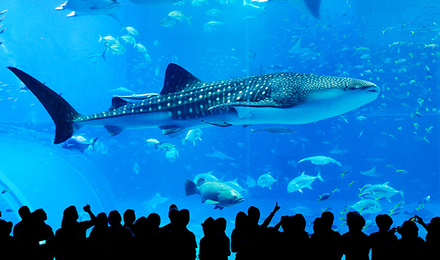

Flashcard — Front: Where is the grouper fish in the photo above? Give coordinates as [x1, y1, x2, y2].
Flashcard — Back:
[185, 178, 244, 209]
[7, 63, 379, 144]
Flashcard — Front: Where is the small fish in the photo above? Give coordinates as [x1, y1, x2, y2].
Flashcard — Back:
[182, 128, 202, 146]
[121, 34, 136, 45]
[1, 189, 9, 194]
[424, 44, 437, 49]
[125, 26, 139, 36]
[134, 162, 140, 174]
[191, 0, 208, 6]
[257, 172, 277, 189]
[155, 142, 175, 151]
[99, 35, 118, 44]
[144, 53, 152, 63]
[250, 126, 297, 134]
[394, 59, 406, 64]
[159, 17, 177, 28]
[203, 21, 226, 32]
[168, 11, 191, 25]
[0, 27, 6, 34]
[348, 180, 358, 186]
[206, 9, 224, 17]
[341, 170, 351, 178]
[146, 138, 160, 145]
[0, 10, 7, 15]
[246, 176, 256, 188]
[5, 209, 14, 212]
[108, 43, 126, 54]
[421, 195, 430, 204]
[136, 43, 147, 52]
[60, 136, 99, 152]
[166, 147, 179, 161]
[0, 16, 5, 23]
[318, 192, 331, 202]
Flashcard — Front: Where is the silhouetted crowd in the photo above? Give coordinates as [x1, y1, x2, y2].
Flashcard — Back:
[1, 203, 439, 260]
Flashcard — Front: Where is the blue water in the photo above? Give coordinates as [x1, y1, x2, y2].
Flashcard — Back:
[0, 0, 439, 255]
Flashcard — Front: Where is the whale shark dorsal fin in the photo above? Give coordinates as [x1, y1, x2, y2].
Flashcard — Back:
[161, 63, 202, 95]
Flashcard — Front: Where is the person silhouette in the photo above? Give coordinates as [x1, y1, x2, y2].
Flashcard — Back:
[123, 209, 136, 237]
[199, 217, 230, 260]
[107, 210, 133, 260]
[395, 219, 427, 260]
[319, 211, 343, 260]
[231, 211, 256, 260]
[413, 215, 440, 259]
[88, 212, 111, 260]
[369, 214, 397, 260]
[281, 214, 309, 260]
[133, 213, 161, 259]
[13, 206, 34, 260]
[341, 211, 370, 260]
[54, 204, 96, 260]
[167, 209, 197, 260]
[0, 218, 17, 259]
[32, 208, 55, 260]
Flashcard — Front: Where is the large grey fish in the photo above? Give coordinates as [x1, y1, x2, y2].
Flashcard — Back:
[8, 63, 379, 144]
[185, 178, 244, 209]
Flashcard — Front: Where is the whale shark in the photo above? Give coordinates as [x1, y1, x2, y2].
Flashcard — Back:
[8, 63, 379, 144]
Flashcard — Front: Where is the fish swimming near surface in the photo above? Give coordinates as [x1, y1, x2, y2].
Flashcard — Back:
[185, 178, 244, 209]
[60, 135, 99, 152]
[8, 63, 379, 144]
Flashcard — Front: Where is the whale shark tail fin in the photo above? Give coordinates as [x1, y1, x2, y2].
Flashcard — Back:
[8, 67, 81, 144]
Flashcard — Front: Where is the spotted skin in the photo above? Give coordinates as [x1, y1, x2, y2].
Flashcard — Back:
[8, 63, 379, 144]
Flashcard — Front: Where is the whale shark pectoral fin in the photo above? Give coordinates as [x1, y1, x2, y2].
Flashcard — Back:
[104, 125, 125, 136]
[233, 106, 257, 119]
[159, 125, 185, 135]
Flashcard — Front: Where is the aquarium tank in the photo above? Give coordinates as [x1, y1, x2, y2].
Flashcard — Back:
[0, 0, 438, 257]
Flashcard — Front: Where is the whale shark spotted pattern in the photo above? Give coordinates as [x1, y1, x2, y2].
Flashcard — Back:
[8, 63, 379, 144]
